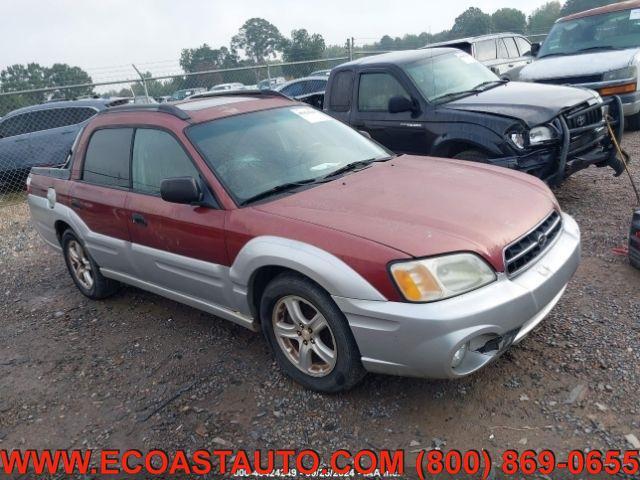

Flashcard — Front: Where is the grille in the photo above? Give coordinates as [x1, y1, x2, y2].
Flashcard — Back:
[536, 74, 603, 86]
[563, 102, 607, 157]
[565, 104, 603, 131]
[504, 211, 562, 277]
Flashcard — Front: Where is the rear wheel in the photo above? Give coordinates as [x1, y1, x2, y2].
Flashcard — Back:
[626, 112, 640, 131]
[61, 230, 119, 299]
[260, 273, 366, 392]
[452, 149, 489, 163]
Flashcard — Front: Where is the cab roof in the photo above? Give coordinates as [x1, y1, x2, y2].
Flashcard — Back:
[337, 48, 457, 69]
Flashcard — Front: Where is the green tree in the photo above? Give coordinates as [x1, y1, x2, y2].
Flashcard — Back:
[561, 0, 623, 16]
[45, 63, 93, 98]
[528, 1, 562, 34]
[492, 8, 527, 34]
[452, 7, 492, 37]
[231, 18, 284, 64]
[179, 44, 242, 88]
[282, 29, 325, 62]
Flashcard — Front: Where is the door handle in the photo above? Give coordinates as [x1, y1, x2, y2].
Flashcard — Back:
[70, 198, 84, 210]
[131, 213, 147, 226]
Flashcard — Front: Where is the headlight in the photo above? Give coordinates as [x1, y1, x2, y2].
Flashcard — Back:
[390, 253, 496, 302]
[529, 125, 556, 145]
[509, 132, 526, 149]
[603, 66, 637, 82]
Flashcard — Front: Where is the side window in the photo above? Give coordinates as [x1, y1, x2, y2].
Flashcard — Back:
[0, 113, 29, 138]
[515, 37, 531, 56]
[329, 70, 354, 112]
[497, 39, 509, 59]
[475, 40, 497, 62]
[504, 37, 520, 58]
[358, 72, 410, 112]
[132, 129, 200, 195]
[282, 82, 303, 97]
[83, 128, 133, 188]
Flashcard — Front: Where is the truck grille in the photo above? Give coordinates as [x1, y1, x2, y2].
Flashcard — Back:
[536, 74, 603, 86]
[504, 211, 562, 277]
[563, 102, 607, 156]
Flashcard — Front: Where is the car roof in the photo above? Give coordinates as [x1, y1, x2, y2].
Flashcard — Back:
[276, 76, 329, 89]
[2, 98, 128, 118]
[422, 32, 525, 49]
[97, 91, 297, 124]
[559, 0, 640, 22]
[337, 48, 459, 68]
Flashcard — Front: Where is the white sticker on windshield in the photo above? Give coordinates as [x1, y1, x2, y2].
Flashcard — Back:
[630, 8, 640, 19]
[291, 107, 329, 123]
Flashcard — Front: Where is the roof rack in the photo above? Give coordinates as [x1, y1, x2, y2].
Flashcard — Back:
[98, 103, 191, 121]
[186, 89, 291, 101]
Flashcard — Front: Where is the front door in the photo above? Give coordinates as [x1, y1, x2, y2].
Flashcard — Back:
[351, 70, 428, 155]
[125, 127, 230, 306]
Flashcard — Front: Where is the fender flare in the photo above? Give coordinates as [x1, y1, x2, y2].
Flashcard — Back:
[431, 125, 505, 158]
[229, 236, 387, 302]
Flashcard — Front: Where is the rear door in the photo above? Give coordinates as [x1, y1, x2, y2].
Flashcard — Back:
[125, 127, 230, 306]
[29, 107, 98, 168]
[473, 39, 500, 74]
[0, 113, 33, 180]
[351, 70, 429, 154]
[71, 127, 133, 275]
[503, 36, 528, 73]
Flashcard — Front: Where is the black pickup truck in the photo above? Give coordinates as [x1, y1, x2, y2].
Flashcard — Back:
[323, 49, 625, 185]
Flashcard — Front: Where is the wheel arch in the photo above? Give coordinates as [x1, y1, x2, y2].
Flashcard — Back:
[54, 220, 72, 244]
[230, 236, 386, 320]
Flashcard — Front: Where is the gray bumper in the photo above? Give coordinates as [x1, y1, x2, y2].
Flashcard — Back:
[618, 90, 640, 116]
[333, 213, 580, 379]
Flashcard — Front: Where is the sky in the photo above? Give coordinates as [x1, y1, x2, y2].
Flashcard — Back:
[2, 0, 553, 81]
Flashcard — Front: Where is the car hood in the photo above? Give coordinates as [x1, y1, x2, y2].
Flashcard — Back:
[255, 155, 558, 271]
[444, 81, 596, 127]
[518, 48, 639, 82]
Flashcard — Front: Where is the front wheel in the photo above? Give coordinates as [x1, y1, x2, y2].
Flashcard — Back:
[260, 273, 366, 392]
[626, 111, 640, 131]
[452, 149, 489, 163]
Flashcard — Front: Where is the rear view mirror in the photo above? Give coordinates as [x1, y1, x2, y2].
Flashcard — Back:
[531, 42, 541, 57]
[160, 177, 202, 205]
[388, 96, 418, 114]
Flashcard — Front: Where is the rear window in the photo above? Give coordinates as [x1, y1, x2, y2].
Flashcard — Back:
[27, 107, 97, 134]
[82, 128, 133, 188]
[329, 71, 354, 112]
[515, 36, 531, 56]
[503, 37, 520, 58]
[0, 113, 29, 138]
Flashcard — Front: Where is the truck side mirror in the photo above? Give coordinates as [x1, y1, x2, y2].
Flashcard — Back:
[388, 96, 418, 114]
[160, 177, 203, 205]
[531, 42, 541, 57]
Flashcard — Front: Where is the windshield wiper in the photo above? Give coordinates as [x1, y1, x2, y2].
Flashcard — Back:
[473, 79, 508, 91]
[573, 45, 620, 54]
[432, 80, 507, 103]
[321, 156, 393, 180]
[239, 178, 319, 205]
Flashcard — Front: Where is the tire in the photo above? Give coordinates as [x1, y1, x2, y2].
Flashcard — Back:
[61, 229, 119, 300]
[452, 149, 489, 162]
[626, 112, 640, 132]
[260, 272, 366, 393]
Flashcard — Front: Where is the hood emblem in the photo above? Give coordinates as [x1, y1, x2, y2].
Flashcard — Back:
[535, 231, 548, 249]
[576, 114, 587, 127]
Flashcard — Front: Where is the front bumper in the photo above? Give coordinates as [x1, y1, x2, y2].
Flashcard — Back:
[333, 213, 580, 379]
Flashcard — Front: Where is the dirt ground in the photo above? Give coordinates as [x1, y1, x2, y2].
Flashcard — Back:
[1, 133, 639, 479]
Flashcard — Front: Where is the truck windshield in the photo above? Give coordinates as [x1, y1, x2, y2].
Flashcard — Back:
[186, 106, 390, 205]
[539, 9, 640, 58]
[403, 52, 499, 102]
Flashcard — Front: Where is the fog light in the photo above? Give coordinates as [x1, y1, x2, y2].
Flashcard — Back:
[451, 343, 469, 369]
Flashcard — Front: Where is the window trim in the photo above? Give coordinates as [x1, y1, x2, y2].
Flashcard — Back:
[503, 36, 520, 59]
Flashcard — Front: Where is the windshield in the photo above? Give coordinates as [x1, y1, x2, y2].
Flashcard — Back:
[187, 106, 390, 204]
[404, 52, 499, 102]
[539, 9, 640, 58]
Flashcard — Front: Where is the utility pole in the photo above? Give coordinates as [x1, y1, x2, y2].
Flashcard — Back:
[347, 38, 353, 61]
[132, 64, 150, 103]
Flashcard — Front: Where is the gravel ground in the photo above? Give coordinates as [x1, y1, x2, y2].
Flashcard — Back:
[1, 134, 639, 479]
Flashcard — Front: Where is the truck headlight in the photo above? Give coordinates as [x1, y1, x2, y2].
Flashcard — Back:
[603, 66, 637, 82]
[509, 132, 526, 149]
[529, 125, 556, 145]
[390, 253, 496, 302]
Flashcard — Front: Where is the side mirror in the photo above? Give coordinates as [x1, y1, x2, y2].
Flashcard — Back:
[530, 42, 541, 57]
[160, 177, 202, 205]
[388, 95, 418, 114]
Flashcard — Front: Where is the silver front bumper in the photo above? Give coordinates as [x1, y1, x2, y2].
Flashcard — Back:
[333, 213, 581, 379]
